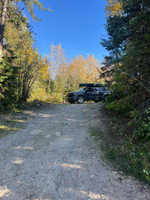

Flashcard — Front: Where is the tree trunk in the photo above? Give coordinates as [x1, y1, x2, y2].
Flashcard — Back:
[0, 0, 8, 61]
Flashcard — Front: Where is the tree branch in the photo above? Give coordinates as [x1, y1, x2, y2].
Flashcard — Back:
[117, 67, 150, 93]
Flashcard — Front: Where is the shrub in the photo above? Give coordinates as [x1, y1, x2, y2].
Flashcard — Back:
[106, 97, 134, 114]
[136, 108, 150, 142]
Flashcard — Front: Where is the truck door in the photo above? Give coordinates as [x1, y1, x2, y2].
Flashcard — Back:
[98, 87, 105, 100]
[93, 87, 100, 100]
[85, 87, 94, 101]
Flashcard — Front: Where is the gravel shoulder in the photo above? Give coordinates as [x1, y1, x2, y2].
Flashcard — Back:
[0, 103, 149, 200]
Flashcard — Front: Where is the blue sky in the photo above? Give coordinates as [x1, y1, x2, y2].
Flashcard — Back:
[24, 0, 108, 63]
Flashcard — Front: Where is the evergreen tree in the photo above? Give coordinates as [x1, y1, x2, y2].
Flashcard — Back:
[0, 1, 45, 107]
[101, 0, 150, 105]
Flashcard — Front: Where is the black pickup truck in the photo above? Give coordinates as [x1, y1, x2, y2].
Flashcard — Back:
[67, 83, 110, 104]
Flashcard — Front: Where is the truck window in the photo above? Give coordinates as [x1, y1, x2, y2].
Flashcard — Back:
[93, 88, 98, 91]
[99, 87, 105, 91]
[86, 88, 94, 92]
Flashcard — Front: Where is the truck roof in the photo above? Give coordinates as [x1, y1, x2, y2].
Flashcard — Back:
[79, 83, 104, 87]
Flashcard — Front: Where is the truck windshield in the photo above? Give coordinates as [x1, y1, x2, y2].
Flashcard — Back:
[78, 88, 86, 92]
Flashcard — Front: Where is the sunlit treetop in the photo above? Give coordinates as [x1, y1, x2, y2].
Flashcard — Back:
[105, 0, 123, 17]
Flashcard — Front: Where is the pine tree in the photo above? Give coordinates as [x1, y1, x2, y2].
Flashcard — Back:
[101, 0, 150, 104]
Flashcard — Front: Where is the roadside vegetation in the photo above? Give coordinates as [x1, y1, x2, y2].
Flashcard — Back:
[95, 0, 150, 184]
[0, 107, 34, 138]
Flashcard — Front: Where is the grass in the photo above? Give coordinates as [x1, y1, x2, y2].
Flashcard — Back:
[0, 125, 18, 138]
[0, 100, 60, 139]
[0, 123, 21, 138]
[0, 108, 33, 138]
[90, 127, 118, 163]
[89, 126, 150, 186]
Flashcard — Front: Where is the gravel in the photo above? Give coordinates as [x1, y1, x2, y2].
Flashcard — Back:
[0, 103, 149, 200]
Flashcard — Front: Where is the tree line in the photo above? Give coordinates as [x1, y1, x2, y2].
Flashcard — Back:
[102, 0, 150, 108]
[30, 44, 102, 103]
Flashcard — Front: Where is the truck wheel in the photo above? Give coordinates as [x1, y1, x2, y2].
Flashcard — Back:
[77, 96, 84, 104]
[94, 100, 99, 103]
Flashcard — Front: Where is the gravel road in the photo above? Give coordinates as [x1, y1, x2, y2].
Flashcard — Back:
[0, 103, 149, 200]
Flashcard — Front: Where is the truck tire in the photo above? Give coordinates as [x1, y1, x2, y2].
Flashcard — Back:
[70, 101, 75, 104]
[77, 96, 84, 104]
[94, 100, 99, 103]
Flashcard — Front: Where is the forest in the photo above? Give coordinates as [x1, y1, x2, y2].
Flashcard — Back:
[0, 0, 150, 183]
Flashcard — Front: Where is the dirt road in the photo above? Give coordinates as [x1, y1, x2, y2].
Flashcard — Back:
[0, 103, 149, 200]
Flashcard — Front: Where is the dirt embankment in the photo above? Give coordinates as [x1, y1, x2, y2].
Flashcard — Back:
[0, 103, 149, 200]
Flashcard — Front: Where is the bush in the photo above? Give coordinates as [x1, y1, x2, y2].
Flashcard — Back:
[106, 97, 134, 114]
[136, 108, 150, 142]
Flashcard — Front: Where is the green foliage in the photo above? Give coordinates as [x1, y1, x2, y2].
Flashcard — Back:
[101, 0, 150, 183]
[136, 108, 150, 142]
[102, 0, 150, 133]
[130, 110, 139, 118]
[0, 101, 4, 112]
[90, 121, 150, 184]
[0, 2, 45, 108]
[0, 56, 19, 107]
[0, 0, 52, 110]
[106, 97, 134, 114]
[101, 0, 150, 100]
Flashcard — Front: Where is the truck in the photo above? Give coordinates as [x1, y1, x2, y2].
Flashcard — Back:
[67, 83, 110, 104]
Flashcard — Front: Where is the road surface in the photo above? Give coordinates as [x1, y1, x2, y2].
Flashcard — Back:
[0, 103, 149, 200]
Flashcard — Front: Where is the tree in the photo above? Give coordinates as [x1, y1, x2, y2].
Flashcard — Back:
[85, 55, 100, 83]
[17, 43, 41, 102]
[0, 0, 50, 61]
[0, 3, 43, 106]
[48, 44, 67, 78]
[46, 44, 70, 101]
[68, 55, 86, 91]
[102, 1, 150, 184]
[0, 0, 8, 61]
[101, 0, 150, 107]
[105, 0, 123, 17]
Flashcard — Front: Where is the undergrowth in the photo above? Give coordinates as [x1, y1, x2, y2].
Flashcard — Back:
[90, 103, 150, 185]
